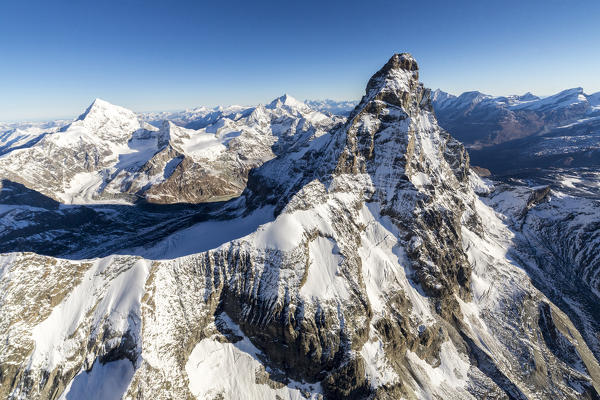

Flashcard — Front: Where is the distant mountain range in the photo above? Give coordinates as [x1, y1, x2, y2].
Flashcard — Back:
[0, 95, 343, 204]
[432, 87, 600, 149]
[430, 88, 600, 175]
[3, 86, 599, 179]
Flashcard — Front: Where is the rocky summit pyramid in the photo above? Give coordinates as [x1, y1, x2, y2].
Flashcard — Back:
[1, 54, 599, 400]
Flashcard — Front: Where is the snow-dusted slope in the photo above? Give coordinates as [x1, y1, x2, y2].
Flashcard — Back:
[509, 87, 589, 111]
[0, 96, 341, 204]
[0, 119, 69, 155]
[140, 94, 342, 204]
[1, 54, 599, 400]
[481, 170, 600, 362]
[468, 114, 600, 175]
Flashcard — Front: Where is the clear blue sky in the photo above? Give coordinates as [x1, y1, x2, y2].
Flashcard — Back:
[1, 0, 599, 121]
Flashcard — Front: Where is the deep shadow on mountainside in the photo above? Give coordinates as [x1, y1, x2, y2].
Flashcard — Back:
[0, 179, 270, 259]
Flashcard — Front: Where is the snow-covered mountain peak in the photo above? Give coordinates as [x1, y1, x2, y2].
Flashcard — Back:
[519, 91, 539, 101]
[432, 88, 455, 101]
[363, 53, 420, 101]
[381, 52, 418, 73]
[543, 87, 584, 100]
[432, 86, 600, 148]
[349, 53, 432, 123]
[247, 104, 268, 123]
[339, 53, 468, 192]
[304, 99, 358, 116]
[457, 91, 493, 105]
[552, 87, 586, 102]
[281, 93, 302, 106]
[510, 86, 588, 111]
[266, 93, 309, 111]
[64, 98, 142, 144]
[77, 98, 137, 123]
[160, 119, 199, 142]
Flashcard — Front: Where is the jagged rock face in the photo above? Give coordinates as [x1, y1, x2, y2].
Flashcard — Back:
[335, 54, 472, 311]
[0, 96, 340, 205]
[1, 54, 600, 400]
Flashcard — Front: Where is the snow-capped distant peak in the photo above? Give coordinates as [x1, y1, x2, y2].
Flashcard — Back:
[431, 89, 456, 103]
[247, 104, 268, 122]
[518, 92, 539, 102]
[457, 91, 493, 103]
[432, 88, 454, 97]
[77, 98, 137, 123]
[509, 87, 588, 111]
[267, 94, 308, 110]
[51, 98, 143, 146]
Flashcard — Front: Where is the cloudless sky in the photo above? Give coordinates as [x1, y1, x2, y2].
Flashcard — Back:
[1, 0, 599, 121]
